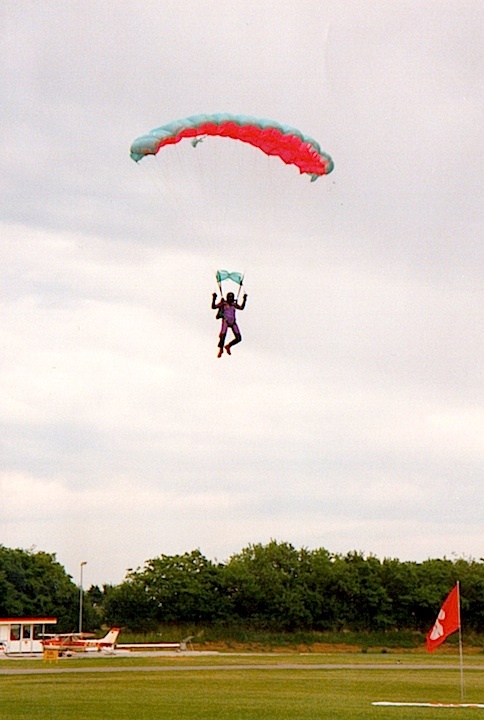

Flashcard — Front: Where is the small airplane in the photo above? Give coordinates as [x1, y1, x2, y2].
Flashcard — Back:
[41, 627, 120, 655]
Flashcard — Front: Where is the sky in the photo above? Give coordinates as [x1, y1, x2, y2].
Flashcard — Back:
[1, 0, 482, 588]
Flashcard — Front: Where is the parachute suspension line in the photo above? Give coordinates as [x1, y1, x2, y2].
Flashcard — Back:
[216, 272, 223, 298]
[130, 115, 333, 287]
[154, 151, 196, 246]
[236, 273, 245, 302]
[168, 147, 214, 254]
[141, 153, 186, 226]
[188, 135, 226, 249]
[136, 157, 183, 243]
[140, 156, 166, 198]
[215, 270, 245, 301]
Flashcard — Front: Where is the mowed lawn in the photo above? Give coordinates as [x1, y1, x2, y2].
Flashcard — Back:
[1, 659, 484, 720]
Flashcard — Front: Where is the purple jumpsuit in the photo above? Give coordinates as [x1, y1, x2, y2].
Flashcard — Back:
[212, 295, 247, 352]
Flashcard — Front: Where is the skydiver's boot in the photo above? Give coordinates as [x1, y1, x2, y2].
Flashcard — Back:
[218, 334, 226, 358]
[226, 332, 241, 355]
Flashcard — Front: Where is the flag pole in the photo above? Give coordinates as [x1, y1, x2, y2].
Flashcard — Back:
[457, 581, 465, 702]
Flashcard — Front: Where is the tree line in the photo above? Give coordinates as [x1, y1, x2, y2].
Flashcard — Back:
[1, 542, 483, 634]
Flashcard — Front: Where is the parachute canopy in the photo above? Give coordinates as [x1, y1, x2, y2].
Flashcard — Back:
[130, 113, 334, 180]
[216, 270, 244, 286]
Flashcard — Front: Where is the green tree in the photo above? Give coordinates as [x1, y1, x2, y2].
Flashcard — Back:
[380, 558, 421, 629]
[223, 541, 312, 630]
[102, 578, 157, 631]
[448, 557, 484, 633]
[301, 547, 338, 629]
[329, 552, 392, 631]
[0, 546, 79, 630]
[411, 558, 458, 631]
[104, 550, 227, 628]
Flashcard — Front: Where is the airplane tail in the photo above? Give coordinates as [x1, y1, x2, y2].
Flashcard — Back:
[98, 627, 120, 647]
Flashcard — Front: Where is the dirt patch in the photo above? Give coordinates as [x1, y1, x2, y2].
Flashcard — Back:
[194, 640, 362, 654]
[194, 640, 483, 655]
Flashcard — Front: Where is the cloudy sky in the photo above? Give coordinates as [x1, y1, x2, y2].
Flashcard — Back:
[1, 1, 482, 588]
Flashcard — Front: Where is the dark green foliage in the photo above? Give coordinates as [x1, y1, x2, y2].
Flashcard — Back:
[328, 552, 392, 631]
[222, 541, 313, 630]
[454, 557, 484, 633]
[103, 550, 228, 630]
[0, 546, 80, 630]
[2, 542, 484, 637]
[103, 542, 484, 634]
[102, 579, 158, 631]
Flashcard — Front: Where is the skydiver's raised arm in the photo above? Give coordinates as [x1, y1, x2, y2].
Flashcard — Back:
[235, 294, 247, 310]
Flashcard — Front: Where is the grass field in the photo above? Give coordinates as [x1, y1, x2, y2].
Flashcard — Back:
[1, 653, 483, 719]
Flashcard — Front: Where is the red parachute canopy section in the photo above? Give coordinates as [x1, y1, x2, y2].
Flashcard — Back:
[130, 113, 333, 180]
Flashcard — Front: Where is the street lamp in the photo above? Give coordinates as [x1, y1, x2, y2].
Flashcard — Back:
[79, 561, 87, 634]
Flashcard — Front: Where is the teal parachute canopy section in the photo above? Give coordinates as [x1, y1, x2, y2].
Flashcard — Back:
[130, 113, 334, 180]
[216, 270, 244, 286]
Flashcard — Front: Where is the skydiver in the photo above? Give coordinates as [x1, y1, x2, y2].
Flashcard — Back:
[212, 291, 247, 358]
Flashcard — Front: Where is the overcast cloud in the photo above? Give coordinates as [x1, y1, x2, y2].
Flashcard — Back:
[1, 0, 482, 587]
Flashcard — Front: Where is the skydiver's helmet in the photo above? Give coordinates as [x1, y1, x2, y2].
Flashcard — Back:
[226, 292, 235, 303]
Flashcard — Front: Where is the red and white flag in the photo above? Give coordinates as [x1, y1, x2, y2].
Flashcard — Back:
[426, 584, 460, 652]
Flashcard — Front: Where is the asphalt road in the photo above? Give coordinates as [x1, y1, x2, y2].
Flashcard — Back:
[1, 662, 483, 675]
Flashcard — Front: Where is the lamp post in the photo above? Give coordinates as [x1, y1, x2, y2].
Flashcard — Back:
[79, 561, 87, 634]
